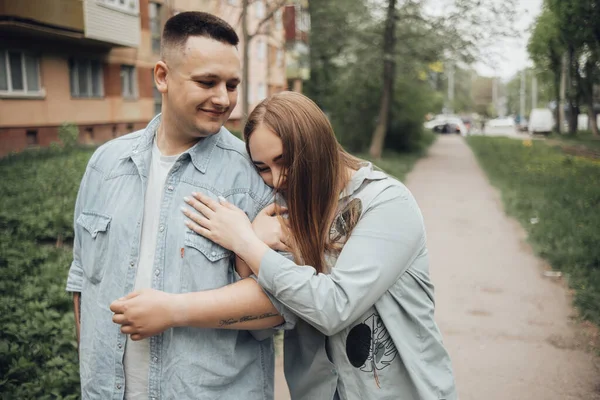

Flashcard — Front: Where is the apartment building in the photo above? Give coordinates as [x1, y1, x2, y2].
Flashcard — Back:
[0, 0, 293, 157]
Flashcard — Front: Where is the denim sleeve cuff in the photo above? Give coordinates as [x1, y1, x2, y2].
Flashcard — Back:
[249, 273, 297, 331]
[66, 260, 84, 293]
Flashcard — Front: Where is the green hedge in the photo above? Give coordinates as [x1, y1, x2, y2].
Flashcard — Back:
[0, 147, 93, 399]
[467, 136, 600, 325]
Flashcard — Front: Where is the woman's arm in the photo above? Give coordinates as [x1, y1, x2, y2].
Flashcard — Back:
[185, 186, 426, 337]
[110, 202, 294, 340]
[235, 256, 253, 278]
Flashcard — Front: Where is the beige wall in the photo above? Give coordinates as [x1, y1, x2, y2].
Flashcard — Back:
[0, 54, 154, 127]
[0, 0, 84, 32]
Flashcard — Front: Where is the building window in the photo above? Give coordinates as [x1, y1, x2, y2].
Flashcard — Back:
[0, 50, 42, 95]
[255, 0, 265, 19]
[256, 83, 266, 102]
[96, 0, 139, 14]
[69, 59, 103, 98]
[121, 65, 137, 98]
[149, 2, 162, 54]
[274, 10, 282, 29]
[257, 40, 266, 61]
[85, 127, 94, 141]
[26, 130, 38, 146]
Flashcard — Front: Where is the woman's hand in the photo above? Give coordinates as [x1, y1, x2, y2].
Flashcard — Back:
[182, 192, 259, 254]
[110, 289, 181, 341]
[252, 203, 291, 252]
[182, 192, 271, 274]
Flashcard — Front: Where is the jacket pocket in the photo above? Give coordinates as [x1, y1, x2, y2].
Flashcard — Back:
[76, 211, 111, 284]
[181, 230, 233, 292]
[184, 230, 231, 262]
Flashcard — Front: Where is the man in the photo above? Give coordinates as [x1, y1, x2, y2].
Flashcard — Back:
[66, 12, 292, 399]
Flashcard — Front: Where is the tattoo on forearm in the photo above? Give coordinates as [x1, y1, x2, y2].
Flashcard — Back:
[219, 312, 279, 327]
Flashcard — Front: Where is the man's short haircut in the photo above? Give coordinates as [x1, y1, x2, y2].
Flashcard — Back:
[161, 12, 239, 59]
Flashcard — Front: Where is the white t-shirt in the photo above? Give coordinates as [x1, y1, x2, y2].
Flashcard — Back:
[123, 139, 179, 399]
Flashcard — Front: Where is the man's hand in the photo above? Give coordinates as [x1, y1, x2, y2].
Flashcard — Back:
[110, 289, 181, 341]
[252, 203, 291, 252]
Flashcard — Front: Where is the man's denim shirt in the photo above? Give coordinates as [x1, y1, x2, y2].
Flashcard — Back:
[66, 115, 281, 400]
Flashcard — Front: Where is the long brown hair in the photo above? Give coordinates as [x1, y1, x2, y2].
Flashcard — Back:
[244, 91, 361, 273]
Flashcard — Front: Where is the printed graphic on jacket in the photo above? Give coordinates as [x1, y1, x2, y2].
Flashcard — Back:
[346, 313, 398, 388]
[329, 198, 362, 251]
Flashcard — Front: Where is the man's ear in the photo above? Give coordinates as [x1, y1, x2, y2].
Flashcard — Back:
[155, 61, 168, 94]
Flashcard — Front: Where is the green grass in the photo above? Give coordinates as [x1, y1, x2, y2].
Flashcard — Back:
[363, 129, 436, 181]
[467, 136, 600, 326]
[548, 130, 600, 153]
[365, 151, 424, 181]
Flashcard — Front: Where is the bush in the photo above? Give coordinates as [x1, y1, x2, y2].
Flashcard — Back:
[58, 123, 79, 150]
[467, 136, 600, 325]
[0, 149, 93, 398]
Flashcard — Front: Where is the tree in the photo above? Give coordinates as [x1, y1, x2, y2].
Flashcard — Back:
[368, 0, 398, 159]
[528, 6, 565, 132]
[543, 0, 600, 135]
[240, 0, 289, 126]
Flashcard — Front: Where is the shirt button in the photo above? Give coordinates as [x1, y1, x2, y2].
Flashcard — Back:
[118, 343, 123, 349]
[159, 225, 165, 232]
[154, 269, 160, 276]
[132, 149, 138, 154]
[167, 185, 174, 192]
[117, 384, 122, 389]
[211, 251, 217, 257]
[153, 356, 158, 363]
[129, 261, 135, 268]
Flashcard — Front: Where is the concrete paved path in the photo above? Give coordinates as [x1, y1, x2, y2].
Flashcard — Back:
[275, 135, 600, 399]
[407, 136, 600, 400]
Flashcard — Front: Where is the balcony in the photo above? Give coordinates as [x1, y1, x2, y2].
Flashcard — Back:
[0, 0, 140, 48]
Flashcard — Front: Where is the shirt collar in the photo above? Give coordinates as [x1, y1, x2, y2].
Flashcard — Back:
[121, 114, 223, 174]
[339, 162, 388, 199]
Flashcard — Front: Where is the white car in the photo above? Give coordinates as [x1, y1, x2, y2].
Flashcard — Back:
[528, 108, 554, 134]
[487, 117, 515, 128]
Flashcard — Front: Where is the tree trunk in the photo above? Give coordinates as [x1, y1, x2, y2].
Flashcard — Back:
[242, 0, 250, 128]
[559, 52, 567, 134]
[369, 0, 397, 159]
[554, 73, 561, 133]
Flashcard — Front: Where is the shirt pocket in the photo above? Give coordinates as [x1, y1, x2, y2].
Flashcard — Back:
[181, 230, 233, 292]
[76, 211, 112, 285]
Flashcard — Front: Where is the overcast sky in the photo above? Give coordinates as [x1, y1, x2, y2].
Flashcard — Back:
[473, 0, 543, 81]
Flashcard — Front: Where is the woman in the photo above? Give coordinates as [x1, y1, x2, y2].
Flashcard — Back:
[112, 92, 457, 400]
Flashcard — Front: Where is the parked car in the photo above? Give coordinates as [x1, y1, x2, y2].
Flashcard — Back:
[487, 117, 515, 128]
[528, 108, 554, 135]
[425, 116, 468, 136]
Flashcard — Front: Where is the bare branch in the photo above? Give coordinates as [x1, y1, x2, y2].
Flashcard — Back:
[249, 0, 289, 39]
